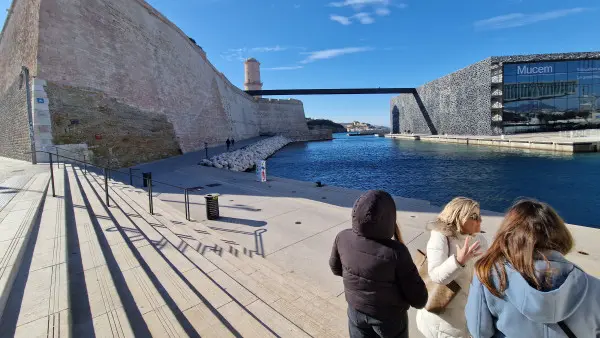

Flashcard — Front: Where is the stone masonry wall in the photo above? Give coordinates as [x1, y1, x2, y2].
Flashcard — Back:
[34, 0, 310, 161]
[0, 74, 31, 161]
[0, 0, 40, 93]
[45, 82, 181, 167]
[391, 58, 493, 135]
[257, 99, 309, 137]
[215, 75, 261, 142]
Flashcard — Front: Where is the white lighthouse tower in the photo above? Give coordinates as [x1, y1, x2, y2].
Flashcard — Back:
[244, 58, 263, 97]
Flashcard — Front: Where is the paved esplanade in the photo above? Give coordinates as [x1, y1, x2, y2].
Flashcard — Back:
[0, 157, 348, 337]
[130, 152, 600, 337]
[1, 155, 598, 337]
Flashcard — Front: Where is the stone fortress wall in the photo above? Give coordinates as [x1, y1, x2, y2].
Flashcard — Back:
[0, 0, 40, 162]
[391, 58, 494, 136]
[0, 0, 313, 166]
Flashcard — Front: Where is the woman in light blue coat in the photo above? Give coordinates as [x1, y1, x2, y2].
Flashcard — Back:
[465, 199, 600, 338]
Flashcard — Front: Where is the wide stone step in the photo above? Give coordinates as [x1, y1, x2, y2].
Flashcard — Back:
[81, 167, 306, 337]
[70, 164, 200, 337]
[0, 172, 50, 328]
[119, 181, 346, 308]
[88, 172, 347, 336]
[0, 174, 34, 217]
[0, 168, 64, 338]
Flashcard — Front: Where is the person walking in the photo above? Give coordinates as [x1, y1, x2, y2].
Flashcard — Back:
[226, 138, 230, 151]
[466, 199, 600, 338]
[416, 197, 487, 338]
[231, 138, 235, 149]
[329, 190, 428, 338]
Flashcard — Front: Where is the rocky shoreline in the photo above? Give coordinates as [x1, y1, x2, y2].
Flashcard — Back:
[199, 136, 292, 171]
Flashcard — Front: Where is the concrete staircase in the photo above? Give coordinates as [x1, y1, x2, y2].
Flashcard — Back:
[0, 164, 348, 337]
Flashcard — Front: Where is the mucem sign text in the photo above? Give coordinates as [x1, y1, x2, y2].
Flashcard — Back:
[517, 65, 554, 75]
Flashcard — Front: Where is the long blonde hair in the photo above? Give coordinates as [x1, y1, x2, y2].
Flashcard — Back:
[475, 199, 574, 297]
[430, 197, 480, 238]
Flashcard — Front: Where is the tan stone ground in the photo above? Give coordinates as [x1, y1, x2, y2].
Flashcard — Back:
[1, 156, 597, 337]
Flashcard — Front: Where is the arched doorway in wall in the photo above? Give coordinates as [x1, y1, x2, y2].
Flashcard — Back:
[392, 106, 400, 134]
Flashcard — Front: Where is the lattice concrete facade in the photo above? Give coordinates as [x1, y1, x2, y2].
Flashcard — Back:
[391, 52, 600, 136]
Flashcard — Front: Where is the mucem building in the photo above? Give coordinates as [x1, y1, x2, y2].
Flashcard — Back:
[390, 52, 600, 135]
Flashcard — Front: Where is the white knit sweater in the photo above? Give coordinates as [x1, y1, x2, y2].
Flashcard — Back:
[416, 230, 488, 338]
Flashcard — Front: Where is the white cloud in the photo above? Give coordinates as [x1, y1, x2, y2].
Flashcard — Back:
[300, 47, 373, 64]
[375, 7, 390, 16]
[354, 12, 375, 24]
[294, 4, 301, 8]
[250, 46, 287, 52]
[331, 12, 378, 25]
[474, 8, 588, 30]
[263, 66, 304, 71]
[328, 0, 403, 25]
[330, 14, 352, 25]
[220, 45, 298, 61]
[220, 48, 246, 62]
[329, 0, 390, 8]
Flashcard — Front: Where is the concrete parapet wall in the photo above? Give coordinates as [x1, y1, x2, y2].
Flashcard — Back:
[385, 134, 421, 141]
[416, 135, 600, 153]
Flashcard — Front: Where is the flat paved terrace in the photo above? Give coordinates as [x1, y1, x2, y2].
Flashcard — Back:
[2, 151, 597, 337]
[133, 157, 600, 337]
[387, 130, 600, 153]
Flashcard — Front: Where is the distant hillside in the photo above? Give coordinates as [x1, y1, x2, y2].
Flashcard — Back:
[306, 119, 347, 133]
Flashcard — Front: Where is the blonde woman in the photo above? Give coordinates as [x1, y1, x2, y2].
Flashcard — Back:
[416, 197, 488, 338]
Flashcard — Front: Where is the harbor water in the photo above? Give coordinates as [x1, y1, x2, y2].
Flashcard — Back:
[267, 133, 600, 228]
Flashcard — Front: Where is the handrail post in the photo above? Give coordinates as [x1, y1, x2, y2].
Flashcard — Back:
[104, 168, 110, 207]
[186, 189, 191, 221]
[56, 148, 60, 168]
[184, 189, 189, 221]
[83, 154, 87, 175]
[148, 178, 153, 215]
[129, 168, 133, 186]
[49, 153, 56, 197]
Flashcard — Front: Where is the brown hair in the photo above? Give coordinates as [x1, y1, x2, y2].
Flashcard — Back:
[394, 223, 404, 244]
[475, 199, 574, 297]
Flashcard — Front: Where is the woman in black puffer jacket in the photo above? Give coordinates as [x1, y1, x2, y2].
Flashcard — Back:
[329, 190, 427, 338]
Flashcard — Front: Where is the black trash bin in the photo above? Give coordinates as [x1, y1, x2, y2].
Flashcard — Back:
[142, 172, 152, 187]
[205, 194, 220, 220]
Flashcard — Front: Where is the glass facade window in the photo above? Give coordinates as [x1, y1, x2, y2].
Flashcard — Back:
[503, 59, 600, 133]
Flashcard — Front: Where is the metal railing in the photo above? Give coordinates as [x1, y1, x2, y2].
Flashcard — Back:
[51, 145, 88, 170]
[27, 150, 193, 221]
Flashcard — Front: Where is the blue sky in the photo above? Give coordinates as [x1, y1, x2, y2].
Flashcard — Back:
[2, 0, 599, 126]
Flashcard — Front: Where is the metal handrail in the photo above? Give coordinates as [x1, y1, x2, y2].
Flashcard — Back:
[26, 150, 193, 220]
[51, 145, 83, 156]
[47, 145, 87, 170]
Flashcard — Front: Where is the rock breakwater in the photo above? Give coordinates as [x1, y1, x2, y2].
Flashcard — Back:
[200, 136, 292, 171]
